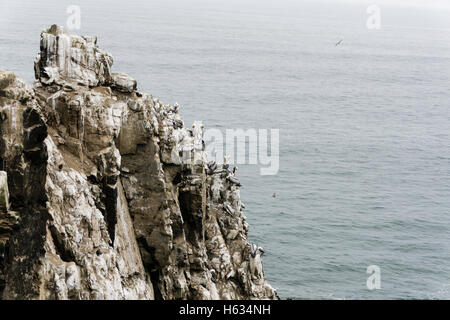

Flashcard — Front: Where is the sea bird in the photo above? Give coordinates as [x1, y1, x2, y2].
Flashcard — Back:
[250, 244, 265, 257]
[225, 204, 235, 216]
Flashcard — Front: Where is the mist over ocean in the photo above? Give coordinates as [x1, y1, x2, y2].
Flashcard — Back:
[1, 0, 450, 299]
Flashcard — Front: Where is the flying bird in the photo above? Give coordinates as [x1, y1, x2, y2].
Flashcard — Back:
[335, 39, 343, 46]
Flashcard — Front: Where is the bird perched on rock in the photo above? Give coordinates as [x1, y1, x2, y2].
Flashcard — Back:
[250, 243, 265, 257]
[223, 155, 230, 171]
[207, 160, 218, 175]
[225, 204, 235, 216]
[227, 176, 241, 186]
[207, 160, 216, 169]
[207, 160, 217, 171]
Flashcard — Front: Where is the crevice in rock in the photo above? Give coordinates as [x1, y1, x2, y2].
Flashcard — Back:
[0, 239, 8, 298]
[49, 225, 74, 263]
[149, 270, 163, 300]
[178, 190, 197, 244]
[178, 186, 204, 249]
[103, 183, 118, 245]
[137, 237, 162, 300]
[173, 171, 182, 185]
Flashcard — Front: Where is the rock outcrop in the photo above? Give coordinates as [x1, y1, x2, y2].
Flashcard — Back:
[0, 25, 277, 300]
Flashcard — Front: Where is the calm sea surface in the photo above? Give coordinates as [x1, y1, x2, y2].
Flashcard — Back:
[1, 0, 450, 299]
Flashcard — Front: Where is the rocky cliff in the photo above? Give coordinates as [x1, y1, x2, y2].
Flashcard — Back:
[0, 25, 277, 300]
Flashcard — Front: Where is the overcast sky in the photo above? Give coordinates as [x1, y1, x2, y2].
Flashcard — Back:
[336, 0, 450, 9]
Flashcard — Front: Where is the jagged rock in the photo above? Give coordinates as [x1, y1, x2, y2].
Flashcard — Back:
[111, 73, 137, 93]
[0, 72, 33, 104]
[0, 26, 278, 300]
[34, 25, 113, 87]
[0, 172, 9, 211]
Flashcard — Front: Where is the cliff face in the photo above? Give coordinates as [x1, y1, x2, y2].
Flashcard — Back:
[0, 25, 277, 300]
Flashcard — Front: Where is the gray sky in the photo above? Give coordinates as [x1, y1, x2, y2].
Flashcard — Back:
[337, 0, 450, 9]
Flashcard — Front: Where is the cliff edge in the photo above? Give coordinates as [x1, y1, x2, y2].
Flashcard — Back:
[0, 25, 277, 300]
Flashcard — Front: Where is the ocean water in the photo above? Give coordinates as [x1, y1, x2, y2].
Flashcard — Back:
[1, 0, 450, 299]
